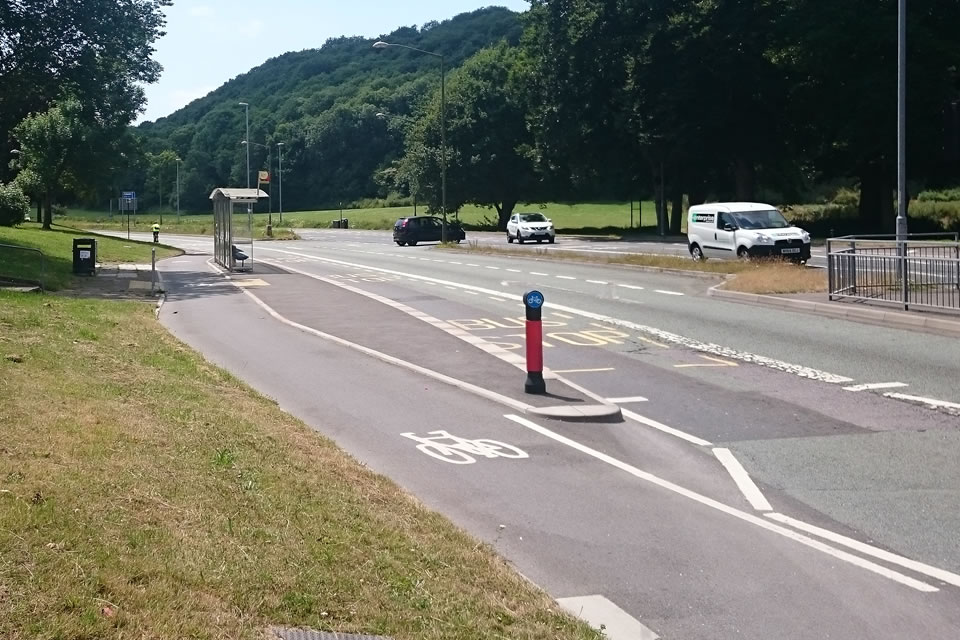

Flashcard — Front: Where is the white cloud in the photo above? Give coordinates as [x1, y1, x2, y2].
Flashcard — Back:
[189, 6, 215, 18]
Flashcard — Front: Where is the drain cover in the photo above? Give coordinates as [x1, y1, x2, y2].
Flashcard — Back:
[268, 628, 393, 640]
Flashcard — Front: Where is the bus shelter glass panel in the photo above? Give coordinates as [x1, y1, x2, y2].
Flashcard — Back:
[230, 205, 254, 271]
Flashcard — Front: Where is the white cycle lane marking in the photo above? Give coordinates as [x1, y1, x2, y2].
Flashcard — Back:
[503, 414, 939, 593]
[401, 430, 529, 465]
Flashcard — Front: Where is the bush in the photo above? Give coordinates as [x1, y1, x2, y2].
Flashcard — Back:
[916, 187, 960, 202]
[0, 183, 30, 226]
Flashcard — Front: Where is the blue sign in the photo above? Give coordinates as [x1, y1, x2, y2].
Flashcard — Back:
[121, 191, 136, 199]
[525, 290, 544, 309]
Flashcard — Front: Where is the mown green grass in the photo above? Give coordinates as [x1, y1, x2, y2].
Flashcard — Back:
[0, 224, 180, 290]
[64, 201, 661, 234]
[0, 293, 600, 640]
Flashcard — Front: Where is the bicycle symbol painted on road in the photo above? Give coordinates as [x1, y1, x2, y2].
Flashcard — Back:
[400, 430, 529, 465]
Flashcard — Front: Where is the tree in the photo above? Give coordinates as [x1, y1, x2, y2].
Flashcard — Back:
[1, 0, 171, 181]
[12, 98, 88, 229]
[401, 43, 539, 229]
[0, 182, 29, 226]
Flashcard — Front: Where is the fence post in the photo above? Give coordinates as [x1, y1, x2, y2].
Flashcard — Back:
[901, 238, 909, 310]
[827, 238, 835, 300]
[151, 247, 156, 295]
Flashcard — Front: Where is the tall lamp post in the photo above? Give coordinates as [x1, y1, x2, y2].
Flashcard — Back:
[373, 40, 447, 243]
[239, 102, 251, 216]
[241, 140, 272, 224]
[175, 157, 181, 221]
[277, 142, 285, 223]
[896, 0, 908, 246]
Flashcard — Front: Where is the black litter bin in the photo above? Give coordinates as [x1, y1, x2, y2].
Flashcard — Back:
[329, 220, 341, 228]
[341, 218, 349, 229]
[72, 238, 97, 275]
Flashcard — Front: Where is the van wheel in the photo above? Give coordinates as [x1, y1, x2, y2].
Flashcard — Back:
[737, 246, 751, 260]
[690, 244, 705, 261]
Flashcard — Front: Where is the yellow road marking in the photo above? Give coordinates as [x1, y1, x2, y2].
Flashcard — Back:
[674, 355, 738, 368]
[233, 278, 270, 287]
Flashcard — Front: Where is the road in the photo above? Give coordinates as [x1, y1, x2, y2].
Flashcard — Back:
[119, 229, 960, 639]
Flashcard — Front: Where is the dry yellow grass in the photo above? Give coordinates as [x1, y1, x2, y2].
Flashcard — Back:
[724, 262, 828, 294]
[0, 293, 598, 640]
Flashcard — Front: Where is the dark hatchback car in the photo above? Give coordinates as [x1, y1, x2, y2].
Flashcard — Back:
[393, 216, 466, 246]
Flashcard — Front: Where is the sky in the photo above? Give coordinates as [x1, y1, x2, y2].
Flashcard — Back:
[138, 0, 530, 123]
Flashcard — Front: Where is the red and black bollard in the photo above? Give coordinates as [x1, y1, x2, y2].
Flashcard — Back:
[523, 290, 546, 394]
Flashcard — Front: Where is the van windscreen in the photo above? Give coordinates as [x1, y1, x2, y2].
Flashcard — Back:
[732, 209, 790, 229]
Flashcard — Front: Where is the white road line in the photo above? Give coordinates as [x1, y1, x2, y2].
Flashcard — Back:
[842, 382, 909, 392]
[654, 289, 685, 296]
[617, 284, 645, 290]
[621, 408, 712, 447]
[586, 280, 608, 285]
[552, 312, 574, 319]
[557, 595, 658, 640]
[556, 275, 576, 280]
[506, 268, 522, 273]
[882, 392, 960, 413]
[530, 271, 549, 276]
[503, 414, 937, 593]
[449, 261, 463, 265]
[465, 291, 479, 295]
[489, 297, 509, 302]
[486, 266, 500, 270]
[466, 263, 479, 267]
[712, 448, 773, 511]
[256, 248, 855, 384]
[552, 367, 615, 374]
[766, 513, 960, 589]
[606, 396, 649, 404]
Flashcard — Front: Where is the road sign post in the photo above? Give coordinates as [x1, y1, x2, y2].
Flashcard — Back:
[120, 192, 136, 240]
[523, 289, 546, 394]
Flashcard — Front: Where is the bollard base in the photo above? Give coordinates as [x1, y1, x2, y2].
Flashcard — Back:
[525, 371, 546, 395]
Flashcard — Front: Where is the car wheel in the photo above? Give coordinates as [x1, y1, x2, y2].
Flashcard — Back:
[690, 244, 705, 261]
[737, 246, 751, 260]
[455, 238, 462, 244]
[517, 232, 525, 244]
[396, 241, 406, 246]
[537, 239, 543, 243]
[408, 240, 418, 247]
[548, 237, 555, 244]
[507, 234, 514, 243]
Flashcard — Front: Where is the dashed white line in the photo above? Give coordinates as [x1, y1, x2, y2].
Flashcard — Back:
[606, 396, 649, 404]
[486, 266, 501, 270]
[842, 382, 909, 392]
[466, 263, 479, 267]
[504, 414, 937, 593]
[556, 275, 576, 280]
[489, 297, 509, 302]
[713, 448, 773, 511]
[883, 392, 960, 413]
[586, 280, 608, 285]
[449, 261, 463, 265]
[464, 291, 479, 295]
[530, 271, 549, 276]
[617, 284, 645, 291]
[655, 289, 685, 296]
[506, 268, 522, 273]
[558, 595, 658, 640]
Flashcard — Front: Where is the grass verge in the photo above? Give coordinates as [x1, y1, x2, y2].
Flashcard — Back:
[721, 262, 827, 294]
[440, 242, 828, 293]
[0, 293, 597, 640]
[0, 224, 180, 290]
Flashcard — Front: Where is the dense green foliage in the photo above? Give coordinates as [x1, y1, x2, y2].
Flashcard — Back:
[133, 8, 523, 213]
[4, 3, 960, 233]
[0, 182, 29, 226]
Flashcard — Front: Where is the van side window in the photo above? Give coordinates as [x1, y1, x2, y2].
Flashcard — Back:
[718, 212, 736, 230]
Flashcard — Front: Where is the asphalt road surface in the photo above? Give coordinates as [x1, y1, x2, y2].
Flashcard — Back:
[116, 229, 960, 639]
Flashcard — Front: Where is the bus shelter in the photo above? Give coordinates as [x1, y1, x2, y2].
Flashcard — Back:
[210, 188, 267, 272]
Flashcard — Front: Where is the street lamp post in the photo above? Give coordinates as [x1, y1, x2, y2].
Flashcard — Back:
[277, 142, 285, 224]
[239, 103, 250, 188]
[175, 157, 181, 221]
[896, 0, 908, 245]
[158, 164, 163, 225]
[373, 40, 447, 243]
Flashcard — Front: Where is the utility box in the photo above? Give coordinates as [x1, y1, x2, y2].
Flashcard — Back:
[72, 238, 97, 275]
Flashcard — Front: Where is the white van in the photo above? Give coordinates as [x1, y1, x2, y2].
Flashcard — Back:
[687, 202, 811, 262]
